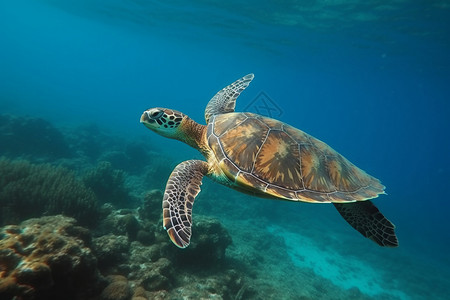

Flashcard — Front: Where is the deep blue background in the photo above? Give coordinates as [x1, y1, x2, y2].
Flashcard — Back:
[1, 0, 449, 279]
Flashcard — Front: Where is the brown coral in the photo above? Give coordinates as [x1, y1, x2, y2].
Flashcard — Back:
[100, 280, 131, 300]
[0, 215, 104, 300]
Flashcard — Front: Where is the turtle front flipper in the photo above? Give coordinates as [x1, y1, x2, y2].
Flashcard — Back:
[334, 201, 399, 247]
[204, 73, 254, 123]
[163, 160, 209, 248]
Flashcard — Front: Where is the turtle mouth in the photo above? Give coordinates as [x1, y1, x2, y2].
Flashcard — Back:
[140, 111, 155, 124]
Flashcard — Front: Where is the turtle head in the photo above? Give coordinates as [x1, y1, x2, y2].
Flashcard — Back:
[140, 107, 186, 138]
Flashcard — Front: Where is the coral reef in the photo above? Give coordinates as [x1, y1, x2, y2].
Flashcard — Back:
[0, 215, 105, 300]
[172, 216, 233, 267]
[169, 269, 250, 300]
[131, 286, 148, 300]
[82, 161, 134, 207]
[90, 202, 240, 299]
[138, 189, 163, 223]
[95, 210, 145, 239]
[63, 122, 164, 176]
[141, 157, 174, 191]
[100, 275, 132, 300]
[92, 234, 130, 272]
[99, 141, 152, 174]
[135, 258, 174, 291]
[0, 113, 414, 299]
[0, 158, 99, 227]
[63, 123, 118, 163]
[0, 114, 72, 160]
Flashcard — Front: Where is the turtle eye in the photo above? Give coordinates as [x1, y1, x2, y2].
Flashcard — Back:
[149, 109, 164, 119]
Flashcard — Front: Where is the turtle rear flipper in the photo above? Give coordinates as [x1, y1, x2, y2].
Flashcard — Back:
[334, 201, 399, 247]
[163, 160, 209, 248]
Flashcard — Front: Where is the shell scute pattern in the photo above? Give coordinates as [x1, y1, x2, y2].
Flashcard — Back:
[253, 129, 303, 190]
[236, 171, 268, 192]
[219, 118, 269, 173]
[219, 159, 241, 181]
[208, 112, 384, 203]
[299, 143, 336, 192]
[212, 112, 248, 136]
[254, 114, 284, 130]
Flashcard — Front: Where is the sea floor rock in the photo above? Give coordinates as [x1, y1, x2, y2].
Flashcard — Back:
[0, 215, 105, 300]
[100, 275, 132, 300]
[92, 234, 130, 272]
[95, 209, 145, 240]
[168, 216, 233, 267]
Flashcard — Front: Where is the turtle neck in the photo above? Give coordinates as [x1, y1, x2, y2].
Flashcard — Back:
[177, 117, 207, 155]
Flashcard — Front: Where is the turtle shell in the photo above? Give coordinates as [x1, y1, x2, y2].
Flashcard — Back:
[206, 112, 384, 203]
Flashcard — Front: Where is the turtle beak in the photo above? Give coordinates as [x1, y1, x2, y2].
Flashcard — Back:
[140, 111, 150, 123]
[140, 111, 157, 129]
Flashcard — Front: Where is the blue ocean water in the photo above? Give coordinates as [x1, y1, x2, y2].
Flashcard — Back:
[1, 0, 449, 299]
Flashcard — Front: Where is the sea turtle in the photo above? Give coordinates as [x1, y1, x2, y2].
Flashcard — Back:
[140, 74, 398, 248]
